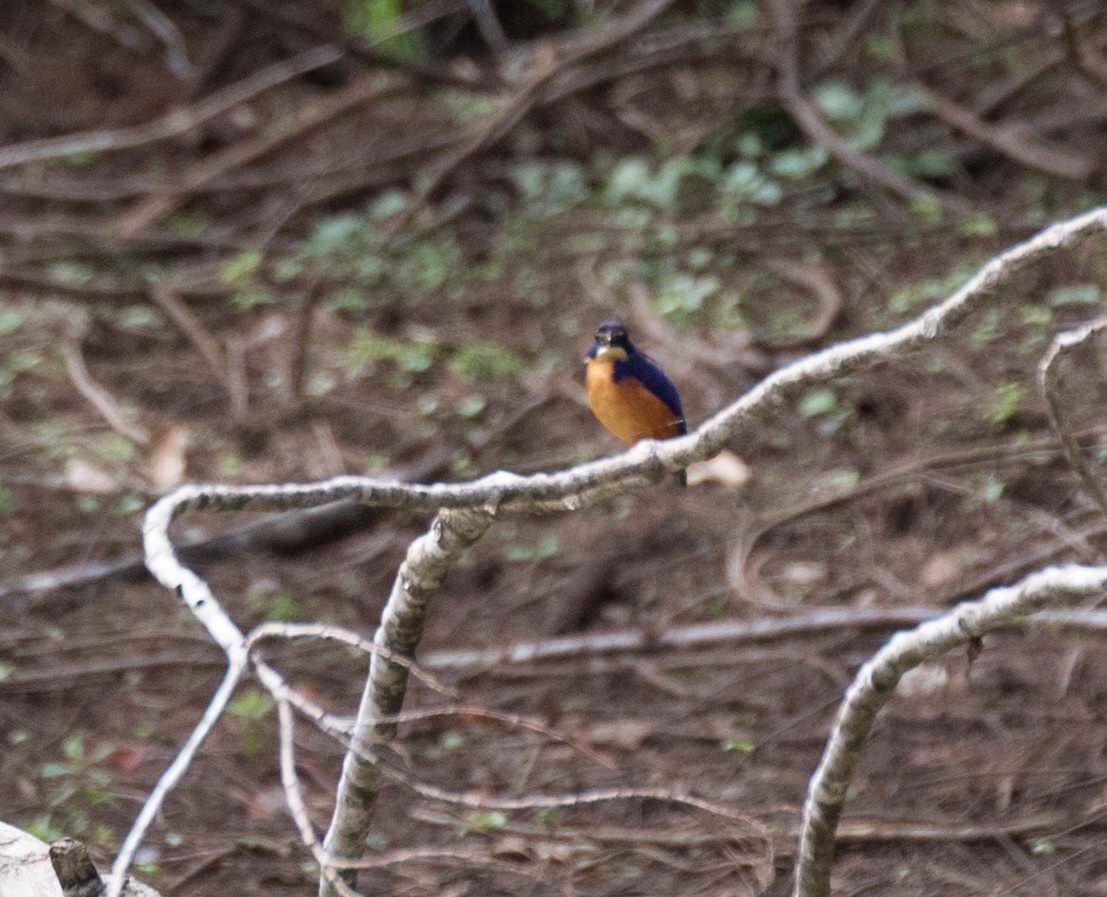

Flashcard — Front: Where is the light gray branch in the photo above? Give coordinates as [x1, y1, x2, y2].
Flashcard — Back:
[140, 205, 1107, 523]
[120, 205, 1107, 897]
[1040, 315, 1107, 517]
[793, 562, 1107, 897]
[319, 508, 494, 896]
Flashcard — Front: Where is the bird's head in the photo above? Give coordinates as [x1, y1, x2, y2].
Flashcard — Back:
[585, 319, 631, 363]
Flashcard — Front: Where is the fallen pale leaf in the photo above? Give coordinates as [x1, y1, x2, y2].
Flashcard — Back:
[685, 450, 750, 488]
[64, 457, 117, 494]
[147, 422, 190, 488]
[920, 549, 960, 587]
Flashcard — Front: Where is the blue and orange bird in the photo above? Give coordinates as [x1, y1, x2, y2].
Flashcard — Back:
[584, 319, 687, 485]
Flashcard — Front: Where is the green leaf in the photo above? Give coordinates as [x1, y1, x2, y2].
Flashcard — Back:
[722, 738, 755, 753]
[458, 810, 507, 836]
[505, 534, 560, 562]
[799, 388, 837, 418]
[62, 734, 85, 762]
[343, 0, 427, 63]
[727, 1, 758, 27]
[984, 381, 1022, 425]
[49, 261, 95, 286]
[449, 344, 526, 381]
[826, 468, 860, 490]
[219, 248, 263, 286]
[1049, 284, 1101, 306]
[768, 146, 827, 179]
[959, 213, 997, 236]
[228, 689, 275, 720]
[0, 307, 24, 335]
[456, 394, 487, 419]
[814, 81, 863, 122]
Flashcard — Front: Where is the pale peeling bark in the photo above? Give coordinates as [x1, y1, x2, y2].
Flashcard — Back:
[319, 508, 494, 896]
[793, 563, 1107, 897]
[117, 206, 1107, 897]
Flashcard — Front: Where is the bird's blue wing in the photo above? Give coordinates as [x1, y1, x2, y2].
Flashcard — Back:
[613, 350, 686, 433]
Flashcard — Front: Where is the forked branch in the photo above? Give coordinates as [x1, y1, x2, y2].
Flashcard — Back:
[121, 206, 1107, 897]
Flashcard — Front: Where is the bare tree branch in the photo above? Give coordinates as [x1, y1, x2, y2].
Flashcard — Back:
[117, 205, 1107, 897]
[793, 562, 1107, 897]
[319, 508, 493, 895]
[1040, 316, 1107, 517]
[137, 206, 1107, 520]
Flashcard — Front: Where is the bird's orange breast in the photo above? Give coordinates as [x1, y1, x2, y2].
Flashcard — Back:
[586, 360, 683, 444]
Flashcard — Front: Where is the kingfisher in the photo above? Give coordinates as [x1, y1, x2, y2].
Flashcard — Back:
[584, 319, 687, 485]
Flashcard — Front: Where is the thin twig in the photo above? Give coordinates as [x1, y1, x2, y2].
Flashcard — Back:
[146, 281, 229, 396]
[0, 45, 344, 171]
[116, 76, 391, 234]
[65, 342, 150, 445]
[289, 279, 325, 405]
[125, 0, 195, 80]
[765, 0, 971, 214]
[920, 84, 1095, 180]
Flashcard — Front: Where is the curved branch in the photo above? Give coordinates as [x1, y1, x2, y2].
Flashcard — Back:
[1040, 316, 1107, 517]
[124, 205, 1107, 897]
[140, 206, 1107, 522]
[793, 562, 1107, 897]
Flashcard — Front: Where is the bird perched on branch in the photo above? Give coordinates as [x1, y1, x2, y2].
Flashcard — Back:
[584, 319, 687, 485]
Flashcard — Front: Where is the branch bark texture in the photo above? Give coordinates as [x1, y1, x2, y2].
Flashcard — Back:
[793, 563, 1107, 897]
[124, 205, 1107, 897]
[319, 508, 493, 895]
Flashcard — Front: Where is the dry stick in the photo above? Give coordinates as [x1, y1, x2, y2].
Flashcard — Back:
[0, 45, 343, 171]
[765, 0, 971, 215]
[120, 207, 1107, 897]
[289, 279, 325, 404]
[319, 508, 494, 897]
[919, 85, 1095, 180]
[404, 0, 675, 217]
[420, 606, 938, 670]
[104, 516, 253, 897]
[147, 281, 229, 394]
[65, 342, 150, 445]
[792, 563, 1107, 897]
[11, 606, 1107, 696]
[417, 604, 1107, 673]
[125, 0, 194, 80]
[274, 699, 361, 897]
[117, 76, 391, 234]
[759, 258, 842, 347]
[1040, 316, 1107, 517]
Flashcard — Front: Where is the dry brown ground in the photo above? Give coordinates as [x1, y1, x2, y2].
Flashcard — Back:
[3, 2, 1107, 895]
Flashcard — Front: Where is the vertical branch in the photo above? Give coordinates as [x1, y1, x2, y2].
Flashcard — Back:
[1039, 316, 1107, 517]
[792, 563, 1107, 897]
[319, 507, 494, 896]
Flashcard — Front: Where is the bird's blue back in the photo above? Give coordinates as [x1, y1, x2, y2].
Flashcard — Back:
[612, 346, 686, 434]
